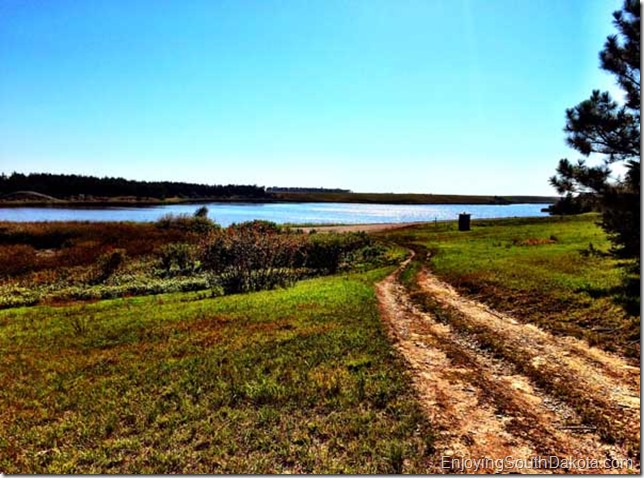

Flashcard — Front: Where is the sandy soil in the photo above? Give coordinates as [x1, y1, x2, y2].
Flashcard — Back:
[296, 222, 424, 233]
[376, 255, 640, 474]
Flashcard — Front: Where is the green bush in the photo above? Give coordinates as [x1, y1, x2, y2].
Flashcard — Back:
[155, 211, 218, 234]
[302, 232, 376, 273]
[302, 235, 343, 273]
[94, 249, 127, 283]
[158, 243, 198, 276]
[200, 221, 304, 293]
[193, 205, 209, 218]
[199, 222, 385, 294]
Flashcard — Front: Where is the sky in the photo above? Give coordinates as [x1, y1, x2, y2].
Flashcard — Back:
[0, 0, 625, 195]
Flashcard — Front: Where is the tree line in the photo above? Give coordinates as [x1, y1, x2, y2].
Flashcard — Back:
[266, 187, 352, 193]
[0, 172, 267, 200]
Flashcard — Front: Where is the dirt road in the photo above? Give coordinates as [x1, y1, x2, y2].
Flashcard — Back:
[376, 255, 640, 474]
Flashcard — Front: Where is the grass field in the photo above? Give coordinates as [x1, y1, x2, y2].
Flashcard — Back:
[379, 214, 640, 360]
[1, 213, 638, 472]
[0, 263, 437, 474]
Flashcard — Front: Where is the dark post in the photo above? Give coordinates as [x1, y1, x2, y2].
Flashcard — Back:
[458, 213, 471, 231]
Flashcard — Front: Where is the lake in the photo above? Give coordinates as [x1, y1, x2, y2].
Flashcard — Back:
[0, 202, 550, 226]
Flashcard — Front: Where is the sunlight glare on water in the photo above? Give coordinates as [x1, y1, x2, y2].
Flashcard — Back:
[0, 202, 550, 225]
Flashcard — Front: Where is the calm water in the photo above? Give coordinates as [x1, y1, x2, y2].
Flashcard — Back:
[0, 202, 550, 226]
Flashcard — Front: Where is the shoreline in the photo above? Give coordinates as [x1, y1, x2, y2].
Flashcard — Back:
[0, 198, 554, 209]
[296, 222, 427, 233]
[0, 194, 559, 209]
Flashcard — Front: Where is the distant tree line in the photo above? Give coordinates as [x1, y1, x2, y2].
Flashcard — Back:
[0, 173, 267, 200]
[267, 187, 352, 193]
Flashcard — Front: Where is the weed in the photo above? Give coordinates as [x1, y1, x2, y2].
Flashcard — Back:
[385, 442, 405, 474]
[69, 313, 90, 336]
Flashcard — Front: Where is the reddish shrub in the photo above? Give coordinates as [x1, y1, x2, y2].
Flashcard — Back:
[0, 244, 38, 276]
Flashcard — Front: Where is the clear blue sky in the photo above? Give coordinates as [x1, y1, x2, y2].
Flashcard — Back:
[0, 0, 623, 195]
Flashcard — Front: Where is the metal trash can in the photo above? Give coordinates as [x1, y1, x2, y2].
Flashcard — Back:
[458, 213, 471, 231]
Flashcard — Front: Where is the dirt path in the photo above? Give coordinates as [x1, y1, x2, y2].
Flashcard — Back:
[376, 255, 640, 474]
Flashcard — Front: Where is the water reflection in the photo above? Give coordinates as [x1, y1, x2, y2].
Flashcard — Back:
[0, 202, 549, 226]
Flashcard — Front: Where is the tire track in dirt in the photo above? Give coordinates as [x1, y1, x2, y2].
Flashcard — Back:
[417, 269, 640, 452]
[376, 256, 640, 474]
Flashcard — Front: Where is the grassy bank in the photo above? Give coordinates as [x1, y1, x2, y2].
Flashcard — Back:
[379, 214, 640, 360]
[0, 265, 437, 473]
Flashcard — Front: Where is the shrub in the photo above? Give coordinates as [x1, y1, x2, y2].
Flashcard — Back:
[302, 232, 376, 273]
[0, 225, 76, 249]
[94, 248, 127, 283]
[302, 235, 344, 273]
[0, 244, 38, 277]
[158, 243, 198, 276]
[0, 219, 389, 307]
[155, 212, 218, 234]
[200, 221, 304, 293]
[194, 206, 209, 218]
[199, 222, 386, 294]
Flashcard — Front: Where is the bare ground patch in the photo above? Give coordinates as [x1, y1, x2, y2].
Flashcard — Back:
[298, 222, 423, 234]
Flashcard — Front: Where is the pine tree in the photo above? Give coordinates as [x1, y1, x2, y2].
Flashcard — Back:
[550, 0, 640, 264]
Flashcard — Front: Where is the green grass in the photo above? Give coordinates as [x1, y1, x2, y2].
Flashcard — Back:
[0, 267, 433, 473]
[380, 214, 639, 359]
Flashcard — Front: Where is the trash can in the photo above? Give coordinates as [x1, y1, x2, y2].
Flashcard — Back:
[458, 213, 471, 231]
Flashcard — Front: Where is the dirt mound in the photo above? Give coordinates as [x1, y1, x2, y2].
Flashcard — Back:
[0, 190, 60, 201]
